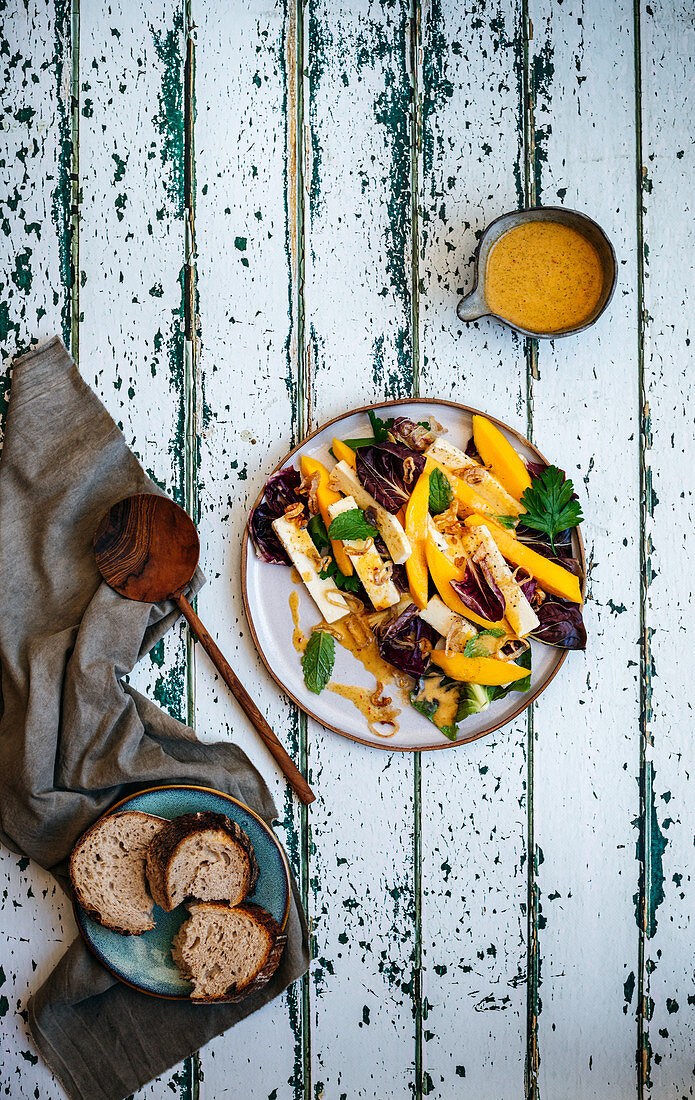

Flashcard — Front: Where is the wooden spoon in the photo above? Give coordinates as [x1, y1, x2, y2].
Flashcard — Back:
[94, 493, 315, 805]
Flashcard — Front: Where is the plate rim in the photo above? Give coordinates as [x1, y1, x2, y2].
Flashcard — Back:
[241, 397, 586, 752]
[74, 784, 292, 1001]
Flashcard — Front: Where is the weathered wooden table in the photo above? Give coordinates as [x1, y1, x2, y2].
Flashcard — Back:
[1, 1, 692, 1096]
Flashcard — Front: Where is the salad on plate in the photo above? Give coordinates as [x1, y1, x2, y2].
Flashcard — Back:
[249, 408, 586, 744]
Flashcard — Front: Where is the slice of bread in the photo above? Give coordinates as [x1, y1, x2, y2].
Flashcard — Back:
[172, 902, 287, 1002]
[70, 810, 166, 935]
[146, 811, 259, 912]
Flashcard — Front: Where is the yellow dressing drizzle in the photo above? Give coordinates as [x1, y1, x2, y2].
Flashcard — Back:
[485, 221, 604, 333]
[289, 590, 309, 653]
[327, 682, 400, 738]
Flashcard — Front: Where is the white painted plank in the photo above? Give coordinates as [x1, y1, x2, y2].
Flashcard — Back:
[639, 3, 695, 1095]
[79, 2, 190, 719]
[417, 2, 530, 1095]
[305, 2, 417, 1095]
[0, 0, 72, 405]
[0, 4, 75, 1096]
[193, 1, 304, 1095]
[78, 4, 191, 1096]
[527, 1, 642, 1095]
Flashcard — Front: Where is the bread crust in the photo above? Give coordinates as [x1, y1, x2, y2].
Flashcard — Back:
[173, 901, 287, 1003]
[69, 810, 165, 936]
[146, 811, 260, 911]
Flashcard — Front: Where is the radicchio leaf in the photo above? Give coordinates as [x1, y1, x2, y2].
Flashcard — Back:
[391, 563, 409, 594]
[500, 638, 529, 661]
[249, 466, 303, 565]
[465, 436, 480, 461]
[530, 595, 587, 650]
[515, 522, 575, 561]
[451, 559, 506, 622]
[374, 603, 436, 677]
[516, 567, 537, 604]
[356, 442, 426, 513]
[390, 416, 435, 453]
[525, 460, 548, 480]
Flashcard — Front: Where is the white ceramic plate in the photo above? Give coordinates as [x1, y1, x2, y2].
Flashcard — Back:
[242, 399, 584, 751]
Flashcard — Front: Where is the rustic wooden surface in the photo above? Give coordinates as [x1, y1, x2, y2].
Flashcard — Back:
[0, 1, 692, 1097]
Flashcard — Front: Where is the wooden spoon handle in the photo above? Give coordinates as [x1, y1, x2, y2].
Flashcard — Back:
[176, 594, 315, 805]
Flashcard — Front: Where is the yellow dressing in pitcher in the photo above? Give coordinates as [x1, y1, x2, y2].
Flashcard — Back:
[484, 221, 604, 333]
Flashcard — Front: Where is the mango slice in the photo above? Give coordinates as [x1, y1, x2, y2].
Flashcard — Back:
[465, 514, 583, 604]
[425, 533, 506, 631]
[331, 438, 357, 469]
[300, 454, 353, 576]
[430, 650, 529, 686]
[404, 466, 430, 609]
[472, 414, 532, 501]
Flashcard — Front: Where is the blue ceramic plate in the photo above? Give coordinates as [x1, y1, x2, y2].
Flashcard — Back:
[74, 785, 291, 999]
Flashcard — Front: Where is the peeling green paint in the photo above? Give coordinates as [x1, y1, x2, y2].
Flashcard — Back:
[308, 4, 413, 394]
[153, 648, 186, 722]
[421, 0, 453, 183]
[52, 0, 73, 351]
[149, 638, 165, 668]
[152, 11, 185, 216]
[636, 763, 667, 940]
[529, 35, 555, 203]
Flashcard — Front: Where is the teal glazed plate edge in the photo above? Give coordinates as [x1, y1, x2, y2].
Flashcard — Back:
[73, 785, 291, 1000]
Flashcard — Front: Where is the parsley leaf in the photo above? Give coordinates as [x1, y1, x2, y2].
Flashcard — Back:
[520, 465, 583, 554]
[328, 508, 378, 541]
[428, 467, 453, 515]
[367, 409, 394, 442]
[302, 631, 335, 695]
[463, 628, 506, 659]
[493, 514, 517, 530]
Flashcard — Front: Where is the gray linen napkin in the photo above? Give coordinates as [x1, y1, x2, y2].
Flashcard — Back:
[0, 337, 309, 1100]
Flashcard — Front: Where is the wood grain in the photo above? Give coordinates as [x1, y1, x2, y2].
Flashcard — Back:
[0, 3, 75, 1096]
[77, 3, 194, 1096]
[417, 2, 530, 1095]
[1, 0, 694, 1096]
[192, 1, 307, 1096]
[638, 2, 695, 1094]
[527, 2, 643, 1096]
[304, 2, 418, 1095]
[94, 493, 200, 603]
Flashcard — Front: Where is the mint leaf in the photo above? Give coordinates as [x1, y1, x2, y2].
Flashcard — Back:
[428, 467, 453, 515]
[308, 514, 363, 593]
[328, 508, 378, 541]
[463, 628, 506, 659]
[493, 514, 517, 530]
[520, 465, 583, 554]
[367, 409, 394, 442]
[302, 631, 335, 695]
[307, 513, 331, 554]
[319, 561, 363, 593]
